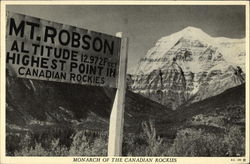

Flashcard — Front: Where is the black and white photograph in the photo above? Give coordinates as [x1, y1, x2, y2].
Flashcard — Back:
[1, 1, 249, 164]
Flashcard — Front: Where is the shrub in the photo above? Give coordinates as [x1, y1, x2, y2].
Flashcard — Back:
[141, 120, 164, 156]
[6, 134, 21, 156]
[14, 138, 69, 156]
[123, 134, 148, 156]
[168, 128, 228, 156]
[168, 128, 203, 156]
[49, 138, 69, 156]
[12, 130, 107, 156]
[69, 131, 107, 156]
[8, 125, 245, 157]
[224, 126, 245, 156]
[15, 143, 49, 156]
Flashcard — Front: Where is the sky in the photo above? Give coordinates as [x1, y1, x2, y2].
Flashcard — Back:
[7, 5, 246, 73]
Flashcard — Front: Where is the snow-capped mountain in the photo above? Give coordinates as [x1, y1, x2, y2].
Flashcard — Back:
[136, 26, 245, 74]
[128, 26, 245, 109]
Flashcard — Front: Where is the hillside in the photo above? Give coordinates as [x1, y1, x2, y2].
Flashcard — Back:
[159, 83, 245, 137]
[6, 73, 172, 135]
[6, 72, 245, 156]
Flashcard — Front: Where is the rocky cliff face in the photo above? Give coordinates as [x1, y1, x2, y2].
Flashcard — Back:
[128, 27, 245, 109]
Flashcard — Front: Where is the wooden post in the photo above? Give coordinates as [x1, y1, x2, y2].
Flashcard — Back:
[108, 32, 128, 156]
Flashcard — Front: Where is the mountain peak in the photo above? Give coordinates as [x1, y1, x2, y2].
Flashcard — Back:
[159, 26, 207, 41]
[178, 26, 212, 42]
[135, 26, 245, 75]
[182, 26, 203, 32]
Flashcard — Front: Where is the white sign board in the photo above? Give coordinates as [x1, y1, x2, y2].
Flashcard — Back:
[6, 12, 121, 88]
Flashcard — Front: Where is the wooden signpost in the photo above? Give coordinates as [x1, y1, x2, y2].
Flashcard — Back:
[6, 12, 128, 156]
[108, 32, 128, 156]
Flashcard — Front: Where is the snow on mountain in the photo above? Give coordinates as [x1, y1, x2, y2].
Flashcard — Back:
[128, 26, 245, 110]
[136, 26, 245, 74]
